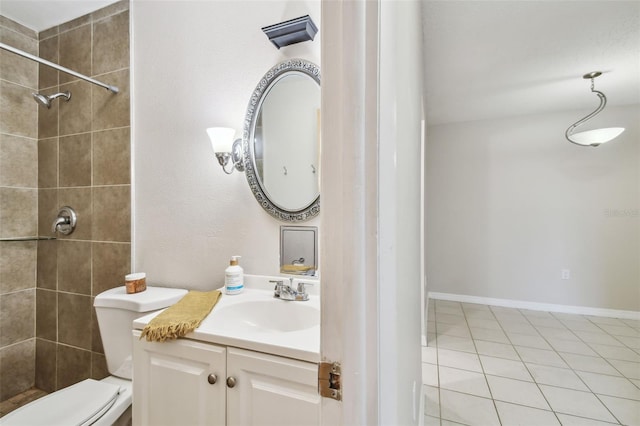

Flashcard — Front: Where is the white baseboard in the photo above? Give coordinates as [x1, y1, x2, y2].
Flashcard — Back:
[428, 292, 640, 320]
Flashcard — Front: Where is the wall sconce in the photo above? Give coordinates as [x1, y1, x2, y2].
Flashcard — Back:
[565, 71, 625, 147]
[206, 127, 244, 174]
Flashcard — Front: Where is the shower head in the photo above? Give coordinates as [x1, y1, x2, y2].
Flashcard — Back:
[32, 91, 71, 109]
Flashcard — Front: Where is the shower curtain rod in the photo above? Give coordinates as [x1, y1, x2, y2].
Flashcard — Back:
[0, 42, 119, 94]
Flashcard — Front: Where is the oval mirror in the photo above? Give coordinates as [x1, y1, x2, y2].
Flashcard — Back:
[243, 59, 320, 222]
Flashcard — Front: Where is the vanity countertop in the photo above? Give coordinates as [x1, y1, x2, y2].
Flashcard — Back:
[132, 275, 320, 363]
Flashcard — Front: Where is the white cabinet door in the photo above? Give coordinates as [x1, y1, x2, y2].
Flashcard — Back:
[226, 347, 320, 426]
[133, 331, 226, 426]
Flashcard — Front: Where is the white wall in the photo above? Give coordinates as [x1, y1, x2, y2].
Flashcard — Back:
[131, 0, 320, 290]
[426, 105, 640, 311]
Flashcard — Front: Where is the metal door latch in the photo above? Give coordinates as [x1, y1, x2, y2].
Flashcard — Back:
[318, 361, 341, 401]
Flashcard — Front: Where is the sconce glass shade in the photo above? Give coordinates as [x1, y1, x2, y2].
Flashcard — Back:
[568, 127, 625, 147]
[206, 127, 236, 153]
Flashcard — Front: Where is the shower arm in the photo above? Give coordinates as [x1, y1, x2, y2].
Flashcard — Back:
[0, 42, 119, 94]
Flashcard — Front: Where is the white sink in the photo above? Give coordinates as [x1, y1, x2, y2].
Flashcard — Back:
[213, 299, 319, 333]
[132, 275, 322, 362]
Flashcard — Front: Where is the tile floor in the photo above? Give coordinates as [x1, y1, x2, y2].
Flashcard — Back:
[423, 299, 640, 425]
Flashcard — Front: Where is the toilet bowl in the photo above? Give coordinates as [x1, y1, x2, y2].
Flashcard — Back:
[1, 286, 187, 426]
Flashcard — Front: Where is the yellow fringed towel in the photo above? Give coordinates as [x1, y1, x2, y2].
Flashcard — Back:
[140, 290, 222, 342]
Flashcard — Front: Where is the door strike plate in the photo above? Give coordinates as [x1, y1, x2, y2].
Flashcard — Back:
[318, 361, 342, 401]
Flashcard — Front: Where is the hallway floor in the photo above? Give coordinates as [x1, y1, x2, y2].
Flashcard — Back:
[422, 299, 640, 425]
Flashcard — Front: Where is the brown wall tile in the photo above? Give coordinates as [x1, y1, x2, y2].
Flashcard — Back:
[0, 16, 37, 38]
[37, 188, 58, 237]
[0, 339, 35, 400]
[38, 36, 59, 90]
[56, 344, 90, 390]
[93, 12, 129, 75]
[36, 88, 60, 139]
[57, 187, 92, 240]
[92, 69, 130, 131]
[36, 289, 57, 340]
[57, 241, 91, 294]
[0, 81, 37, 138]
[59, 80, 92, 136]
[93, 127, 130, 185]
[0, 188, 37, 238]
[91, 300, 104, 354]
[35, 338, 56, 392]
[0, 134, 37, 187]
[58, 24, 91, 85]
[93, 186, 130, 242]
[92, 242, 130, 296]
[0, 27, 38, 88]
[91, 351, 109, 380]
[58, 293, 91, 349]
[0, 241, 36, 293]
[37, 240, 57, 290]
[38, 137, 58, 188]
[0, 289, 35, 346]
[59, 133, 91, 187]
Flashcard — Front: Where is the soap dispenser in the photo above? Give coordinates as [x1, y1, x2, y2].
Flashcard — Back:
[225, 255, 244, 295]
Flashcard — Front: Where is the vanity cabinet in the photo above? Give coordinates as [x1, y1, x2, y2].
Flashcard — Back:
[132, 331, 321, 426]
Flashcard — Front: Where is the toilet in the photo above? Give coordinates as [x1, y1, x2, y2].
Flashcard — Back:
[2, 286, 187, 426]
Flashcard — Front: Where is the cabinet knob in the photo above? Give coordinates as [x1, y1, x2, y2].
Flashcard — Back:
[207, 374, 217, 385]
[226, 376, 237, 388]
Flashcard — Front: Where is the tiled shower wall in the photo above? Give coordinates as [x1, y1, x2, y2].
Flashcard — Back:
[35, 1, 131, 393]
[0, 16, 39, 401]
[0, 0, 131, 400]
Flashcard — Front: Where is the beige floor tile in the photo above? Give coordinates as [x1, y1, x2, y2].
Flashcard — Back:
[499, 321, 539, 335]
[423, 362, 439, 387]
[437, 324, 473, 339]
[547, 338, 599, 356]
[439, 366, 491, 398]
[486, 375, 549, 409]
[535, 326, 580, 341]
[470, 327, 510, 344]
[424, 415, 440, 426]
[560, 352, 622, 376]
[495, 401, 560, 426]
[437, 335, 476, 353]
[422, 346, 438, 365]
[577, 371, 640, 400]
[506, 332, 552, 350]
[574, 330, 625, 346]
[589, 343, 640, 363]
[515, 346, 568, 368]
[555, 413, 619, 425]
[480, 355, 532, 381]
[475, 340, 520, 361]
[466, 318, 502, 331]
[438, 349, 482, 373]
[597, 324, 640, 337]
[439, 389, 500, 426]
[424, 385, 440, 418]
[598, 394, 640, 425]
[539, 385, 618, 423]
[526, 363, 589, 391]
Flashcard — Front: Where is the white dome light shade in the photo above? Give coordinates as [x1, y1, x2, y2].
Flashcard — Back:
[569, 127, 625, 147]
[206, 127, 236, 153]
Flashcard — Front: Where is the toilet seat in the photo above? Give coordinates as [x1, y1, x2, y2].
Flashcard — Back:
[1, 379, 121, 426]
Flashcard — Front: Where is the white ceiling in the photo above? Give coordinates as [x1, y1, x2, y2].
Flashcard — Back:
[0, 0, 119, 32]
[423, 1, 640, 125]
[2, 1, 639, 127]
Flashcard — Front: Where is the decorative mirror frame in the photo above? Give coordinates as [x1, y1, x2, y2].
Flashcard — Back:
[242, 58, 321, 222]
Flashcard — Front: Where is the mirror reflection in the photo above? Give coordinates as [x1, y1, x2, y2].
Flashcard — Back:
[243, 59, 321, 222]
[254, 73, 320, 211]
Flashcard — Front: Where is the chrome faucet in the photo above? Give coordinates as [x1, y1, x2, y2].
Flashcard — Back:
[271, 279, 313, 301]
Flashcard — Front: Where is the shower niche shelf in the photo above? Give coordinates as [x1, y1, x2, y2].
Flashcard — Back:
[0, 236, 57, 242]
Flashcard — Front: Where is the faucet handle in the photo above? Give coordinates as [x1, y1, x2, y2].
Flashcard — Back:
[270, 280, 285, 297]
[297, 281, 314, 294]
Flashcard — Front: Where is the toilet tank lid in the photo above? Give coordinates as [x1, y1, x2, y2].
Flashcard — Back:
[94, 286, 188, 312]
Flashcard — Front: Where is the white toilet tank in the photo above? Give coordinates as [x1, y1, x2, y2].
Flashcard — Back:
[94, 286, 187, 379]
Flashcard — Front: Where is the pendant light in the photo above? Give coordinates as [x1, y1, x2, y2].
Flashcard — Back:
[565, 71, 625, 147]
